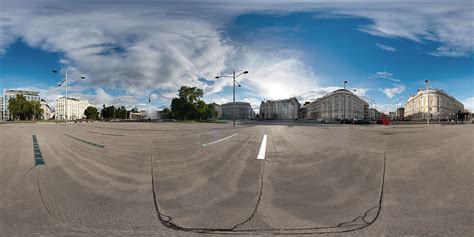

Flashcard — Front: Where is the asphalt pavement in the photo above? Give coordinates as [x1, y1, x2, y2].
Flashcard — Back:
[0, 122, 472, 236]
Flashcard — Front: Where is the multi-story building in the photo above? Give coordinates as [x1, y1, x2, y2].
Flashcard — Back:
[55, 97, 91, 120]
[40, 99, 53, 120]
[396, 107, 405, 121]
[259, 97, 300, 120]
[305, 89, 368, 121]
[2, 89, 40, 120]
[368, 108, 381, 121]
[404, 89, 464, 121]
[222, 102, 255, 120]
[209, 103, 222, 119]
[0, 97, 3, 121]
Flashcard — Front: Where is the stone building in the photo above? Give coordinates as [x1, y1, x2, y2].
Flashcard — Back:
[259, 97, 300, 120]
[404, 89, 464, 121]
[305, 89, 368, 121]
[55, 97, 91, 120]
[222, 102, 255, 120]
[40, 99, 53, 120]
[2, 89, 40, 120]
[396, 107, 405, 121]
[368, 108, 381, 121]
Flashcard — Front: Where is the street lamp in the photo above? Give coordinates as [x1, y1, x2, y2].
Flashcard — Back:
[53, 69, 86, 126]
[215, 70, 248, 127]
[425, 80, 430, 125]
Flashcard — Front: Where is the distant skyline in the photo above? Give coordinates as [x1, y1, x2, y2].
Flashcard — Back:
[1, 1, 473, 113]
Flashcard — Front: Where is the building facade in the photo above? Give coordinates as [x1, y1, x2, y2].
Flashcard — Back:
[368, 108, 381, 121]
[305, 89, 368, 121]
[40, 99, 54, 120]
[222, 102, 255, 120]
[0, 97, 3, 121]
[259, 97, 300, 120]
[404, 89, 464, 121]
[2, 89, 40, 120]
[55, 97, 91, 120]
[396, 107, 405, 121]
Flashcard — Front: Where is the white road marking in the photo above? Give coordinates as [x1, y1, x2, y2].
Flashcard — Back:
[257, 134, 267, 160]
[201, 133, 239, 147]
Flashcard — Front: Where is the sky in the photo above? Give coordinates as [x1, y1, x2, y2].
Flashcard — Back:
[0, 0, 473, 113]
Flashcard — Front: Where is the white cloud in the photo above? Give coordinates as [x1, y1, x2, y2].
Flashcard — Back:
[334, 3, 474, 57]
[375, 43, 396, 52]
[462, 97, 474, 112]
[1, 2, 471, 111]
[0, 4, 232, 103]
[375, 103, 398, 114]
[372, 71, 400, 82]
[382, 85, 405, 98]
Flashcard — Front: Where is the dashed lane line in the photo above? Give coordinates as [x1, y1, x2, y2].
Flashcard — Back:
[201, 133, 239, 147]
[257, 134, 267, 160]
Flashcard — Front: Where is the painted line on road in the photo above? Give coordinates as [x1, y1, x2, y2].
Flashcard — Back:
[32, 135, 45, 165]
[201, 133, 239, 147]
[86, 131, 124, 137]
[257, 134, 267, 160]
[63, 133, 105, 148]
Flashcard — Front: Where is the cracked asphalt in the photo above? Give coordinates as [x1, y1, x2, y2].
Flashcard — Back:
[0, 122, 472, 236]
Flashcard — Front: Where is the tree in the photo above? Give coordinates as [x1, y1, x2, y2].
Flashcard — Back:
[30, 100, 43, 120]
[101, 104, 115, 120]
[117, 106, 127, 120]
[84, 106, 99, 120]
[7, 94, 43, 120]
[170, 86, 212, 120]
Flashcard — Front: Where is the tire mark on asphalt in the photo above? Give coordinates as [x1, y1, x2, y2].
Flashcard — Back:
[149, 132, 388, 235]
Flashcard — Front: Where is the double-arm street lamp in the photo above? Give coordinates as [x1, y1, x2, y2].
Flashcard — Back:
[215, 70, 248, 127]
[53, 69, 85, 126]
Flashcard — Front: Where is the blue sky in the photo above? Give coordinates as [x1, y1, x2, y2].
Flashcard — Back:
[0, 1, 473, 112]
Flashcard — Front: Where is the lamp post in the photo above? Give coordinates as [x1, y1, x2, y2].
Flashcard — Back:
[53, 69, 85, 126]
[343, 80, 347, 124]
[215, 70, 248, 127]
[425, 80, 430, 125]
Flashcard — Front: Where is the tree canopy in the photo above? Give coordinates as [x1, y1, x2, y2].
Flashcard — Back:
[7, 94, 43, 120]
[170, 86, 216, 120]
[84, 106, 99, 120]
[101, 104, 127, 120]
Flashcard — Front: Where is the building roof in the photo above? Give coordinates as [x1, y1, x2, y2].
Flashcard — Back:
[306, 89, 367, 107]
[56, 96, 88, 102]
[4, 89, 39, 96]
[222, 101, 251, 106]
[263, 97, 300, 106]
[407, 88, 463, 105]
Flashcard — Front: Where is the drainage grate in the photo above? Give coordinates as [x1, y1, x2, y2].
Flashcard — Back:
[63, 133, 105, 148]
[32, 135, 45, 165]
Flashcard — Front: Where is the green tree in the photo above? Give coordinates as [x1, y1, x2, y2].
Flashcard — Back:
[170, 86, 210, 120]
[117, 106, 127, 120]
[84, 106, 99, 120]
[30, 100, 43, 120]
[101, 104, 115, 120]
[7, 94, 43, 120]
